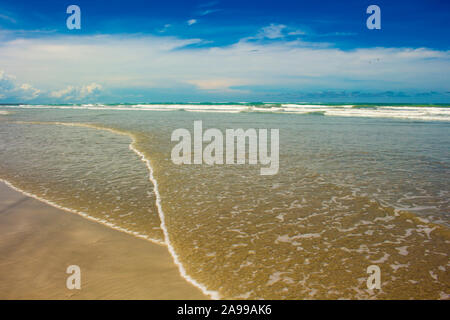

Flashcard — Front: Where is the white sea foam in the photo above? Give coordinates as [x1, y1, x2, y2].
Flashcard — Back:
[266, 271, 293, 286]
[395, 246, 409, 256]
[0, 178, 165, 246]
[371, 252, 390, 264]
[3, 120, 221, 299]
[429, 270, 438, 281]
[390, 262, 410, 272]
[2, 104, 449, 121]
[128, 137, 221, 299]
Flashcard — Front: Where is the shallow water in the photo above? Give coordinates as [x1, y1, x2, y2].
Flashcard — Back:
[0, 107, 448, 299]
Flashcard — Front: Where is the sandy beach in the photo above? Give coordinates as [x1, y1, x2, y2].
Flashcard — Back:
[0, 181, 207, 299]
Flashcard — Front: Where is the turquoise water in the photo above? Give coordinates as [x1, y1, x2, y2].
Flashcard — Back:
[0, 106, 449, 299]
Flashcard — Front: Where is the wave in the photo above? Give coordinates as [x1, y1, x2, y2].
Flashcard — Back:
[2, 104, 449, 121]
[2, 119, 449, 299]
[0, 178, 165, 245]
[5, 120, 220, 299]
[305, 111, 326, 116]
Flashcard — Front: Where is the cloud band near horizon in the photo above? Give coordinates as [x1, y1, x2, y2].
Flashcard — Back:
[0, 27, 449, 103]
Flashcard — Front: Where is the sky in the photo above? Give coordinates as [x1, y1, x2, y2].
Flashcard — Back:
[0, 0, 449, 103]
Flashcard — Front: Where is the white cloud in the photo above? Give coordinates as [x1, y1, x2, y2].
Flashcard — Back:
[200, 9, 222, 16]
[258, 24, 287, 39]
[158, 24, 172, 33]
[187, 19, 197, 26]
[81, 82, 102, 96]
[0, 33, 448, 100]
[19, 83, 40, 99]
[49, 85, 76, 99]
[0, 70, 40, 100]
[253, 24, 306, 39]
[287, 30, 306, 36]
[0, 71, 15, 91]
[50, 83, 102, 100]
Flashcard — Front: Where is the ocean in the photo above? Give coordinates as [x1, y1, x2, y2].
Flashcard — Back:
[0, 104, 449, 299]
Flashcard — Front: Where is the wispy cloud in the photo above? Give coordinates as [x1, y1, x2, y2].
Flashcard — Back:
[259, 24, 286, 39]
[199, 9, 222, 16]
[251, 23, 355, 42]
[0, 33, 448, 101]
[253, 24, 307, 40]
[187, 78, 249, 93]
[312, 31, 357, 38]
[287, 30, 306, 36]
[0, 13, 16, 24]
[187, 19, 197, 26]
[195, 2, 222, 20]
[158, 24, 172, 33]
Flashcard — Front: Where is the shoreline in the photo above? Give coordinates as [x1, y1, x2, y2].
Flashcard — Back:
[0, 181, 208, 299]
[1, 177, 165, 246]
[0, 120, 221, 299]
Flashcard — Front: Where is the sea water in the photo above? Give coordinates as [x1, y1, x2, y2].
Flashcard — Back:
[0, 104, 448, 299]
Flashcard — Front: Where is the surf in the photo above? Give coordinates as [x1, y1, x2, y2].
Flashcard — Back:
[2, 120, 221, 299]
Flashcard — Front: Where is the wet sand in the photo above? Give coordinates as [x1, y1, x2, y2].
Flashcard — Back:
[0, 182, 207, 299]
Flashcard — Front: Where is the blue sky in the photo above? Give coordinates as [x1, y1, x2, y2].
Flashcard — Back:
[0, 0, 449, 103]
